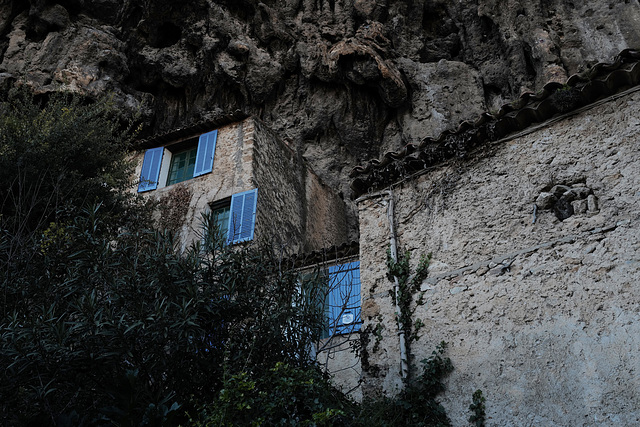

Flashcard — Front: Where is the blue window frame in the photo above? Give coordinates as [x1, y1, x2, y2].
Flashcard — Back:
[137, 129, 217, 192]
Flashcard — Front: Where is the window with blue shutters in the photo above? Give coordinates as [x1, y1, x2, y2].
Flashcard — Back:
[324, 261, 361, 337]
[138, 147, 164, 192]
[137, 130, 218, 192]
[227, 189, 258, 244]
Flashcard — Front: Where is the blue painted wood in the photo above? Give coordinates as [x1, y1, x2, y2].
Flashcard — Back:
[327, 261, 361, 335]
[138, 147, 164, 192]
[194, 130, 217, 177]
[227, 188, 258, 244]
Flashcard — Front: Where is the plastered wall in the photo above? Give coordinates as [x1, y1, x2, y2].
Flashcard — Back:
[357, 89, 640, 425]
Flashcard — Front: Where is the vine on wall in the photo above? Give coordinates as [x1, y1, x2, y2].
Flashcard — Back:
[386, 248, 432, 374]
[157, 184, 192, 237]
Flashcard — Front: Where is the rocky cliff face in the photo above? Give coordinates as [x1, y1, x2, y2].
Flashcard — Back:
[2, 0, 639, 234]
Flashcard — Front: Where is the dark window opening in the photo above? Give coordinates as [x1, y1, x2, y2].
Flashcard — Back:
[208, 198, 232, 242]
[166, 146, 197, 186]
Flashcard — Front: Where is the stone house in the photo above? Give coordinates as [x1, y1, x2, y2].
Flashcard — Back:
[350, 49, 640, 424]
[133, 48, 640, 421]
[133, 114, 363, 395]
[133, 114, 348, 254]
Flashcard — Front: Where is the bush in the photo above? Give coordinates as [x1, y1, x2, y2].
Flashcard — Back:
[356, 342, 453, 427]
[1, 207, 330, 425]
[192, 363, 352, 427]
[0, 89, 140, 238]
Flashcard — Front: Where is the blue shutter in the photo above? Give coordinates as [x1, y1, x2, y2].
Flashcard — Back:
[327, 261, 361, 335]
[227, 189, 258, 244]
[138, 147, 164, 192]
[193, 130, 217, 177]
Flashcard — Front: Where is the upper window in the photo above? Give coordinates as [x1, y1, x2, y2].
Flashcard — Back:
[138, 130, 218, 192]
[166, 146, 197, 186]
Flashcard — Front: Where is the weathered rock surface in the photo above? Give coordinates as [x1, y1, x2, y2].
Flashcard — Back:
[1, 0, 640, 234]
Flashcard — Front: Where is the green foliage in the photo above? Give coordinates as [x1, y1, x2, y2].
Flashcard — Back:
[192, 343, 454, 427]
[0, 88, 140, 236]
[1, 207, 330, 425]
[193, 363, 351, 426]
[386, 249, 432, 360]
[469, 389, 486, 427]
[357, 342, 453, 427]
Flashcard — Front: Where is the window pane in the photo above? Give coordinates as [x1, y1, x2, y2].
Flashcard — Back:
[167, 147, 198, 185]
[212, 205, 230, 240]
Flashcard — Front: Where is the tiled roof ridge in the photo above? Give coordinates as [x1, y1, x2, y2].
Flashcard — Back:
[350, 48, 640, 198]
[137, 109, 248, 148]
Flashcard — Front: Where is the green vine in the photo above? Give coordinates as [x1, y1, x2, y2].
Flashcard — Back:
[469, 389, 486, 427]
[371, 319, 384, 353]
[386, 248, 432, 375]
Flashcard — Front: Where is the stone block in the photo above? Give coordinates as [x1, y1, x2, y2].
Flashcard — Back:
[571, 199, 588, 215]
[551, 184, 571, 198]
[536, 191, 557, 209]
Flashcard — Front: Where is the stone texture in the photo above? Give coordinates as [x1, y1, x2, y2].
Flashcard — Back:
[588, 194, 599, 213]
[536, 192, 557, 209]
[356, 90, 640, 425]
[572, 199, 588, 215]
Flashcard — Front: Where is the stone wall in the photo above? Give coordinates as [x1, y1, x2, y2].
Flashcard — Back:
[357, 89, 640, 425]
[316, 333, 362, 402]
[252, 118, 306, 250]
[303, 165, 349, 252]
[252, 119, 348, 252]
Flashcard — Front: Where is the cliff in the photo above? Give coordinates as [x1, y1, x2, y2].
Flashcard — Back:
[2, 0, 639, 233]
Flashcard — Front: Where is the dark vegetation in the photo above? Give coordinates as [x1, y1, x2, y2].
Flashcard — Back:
[0, 90, 454, 426]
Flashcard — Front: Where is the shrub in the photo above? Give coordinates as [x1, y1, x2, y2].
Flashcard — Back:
[0, 89, 141, 238]
[1, 207, 329, 425]
[356, 342, 453, 427]
[192, 363, 352, 426]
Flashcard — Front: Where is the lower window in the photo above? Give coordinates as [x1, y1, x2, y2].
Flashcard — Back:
[208, 199, 231, 241]
[205, 189, 258, 245]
